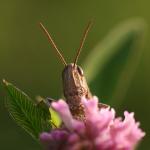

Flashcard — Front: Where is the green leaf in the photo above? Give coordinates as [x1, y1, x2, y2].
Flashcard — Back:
[3, 80, 51, 140]
[49, 107, 62, 128]
[35, 96, 62, 128]
[82, 19, 146, 107]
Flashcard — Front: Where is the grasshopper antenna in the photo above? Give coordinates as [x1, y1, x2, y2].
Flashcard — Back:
[39, 22, 67, 66]
[73, 21, 93, 67]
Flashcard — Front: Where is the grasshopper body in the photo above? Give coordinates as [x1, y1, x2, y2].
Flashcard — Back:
[40, 21, 108, 120]
[62, 63, 92, 120]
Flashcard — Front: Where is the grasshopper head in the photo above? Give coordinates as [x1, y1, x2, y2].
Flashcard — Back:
[62, 63, 90, 99]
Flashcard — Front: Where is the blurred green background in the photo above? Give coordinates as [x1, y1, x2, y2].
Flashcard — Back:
[0, 0, 149, 150]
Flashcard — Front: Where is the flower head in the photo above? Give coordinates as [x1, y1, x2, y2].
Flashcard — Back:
[40, 97, 145, 150]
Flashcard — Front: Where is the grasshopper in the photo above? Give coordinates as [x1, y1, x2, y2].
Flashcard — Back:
[40, 22, 108, 120]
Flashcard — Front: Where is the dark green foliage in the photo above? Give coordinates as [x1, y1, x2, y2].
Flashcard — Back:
[83, 19, 146, 107]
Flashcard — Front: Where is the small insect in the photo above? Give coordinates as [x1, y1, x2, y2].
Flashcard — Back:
[39, 21, 108, 120]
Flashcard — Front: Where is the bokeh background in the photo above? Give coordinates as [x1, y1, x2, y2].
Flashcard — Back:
[0, 0, 149, 150]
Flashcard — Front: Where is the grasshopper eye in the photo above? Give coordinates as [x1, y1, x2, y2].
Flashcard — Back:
[77, 66, 84, 76]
